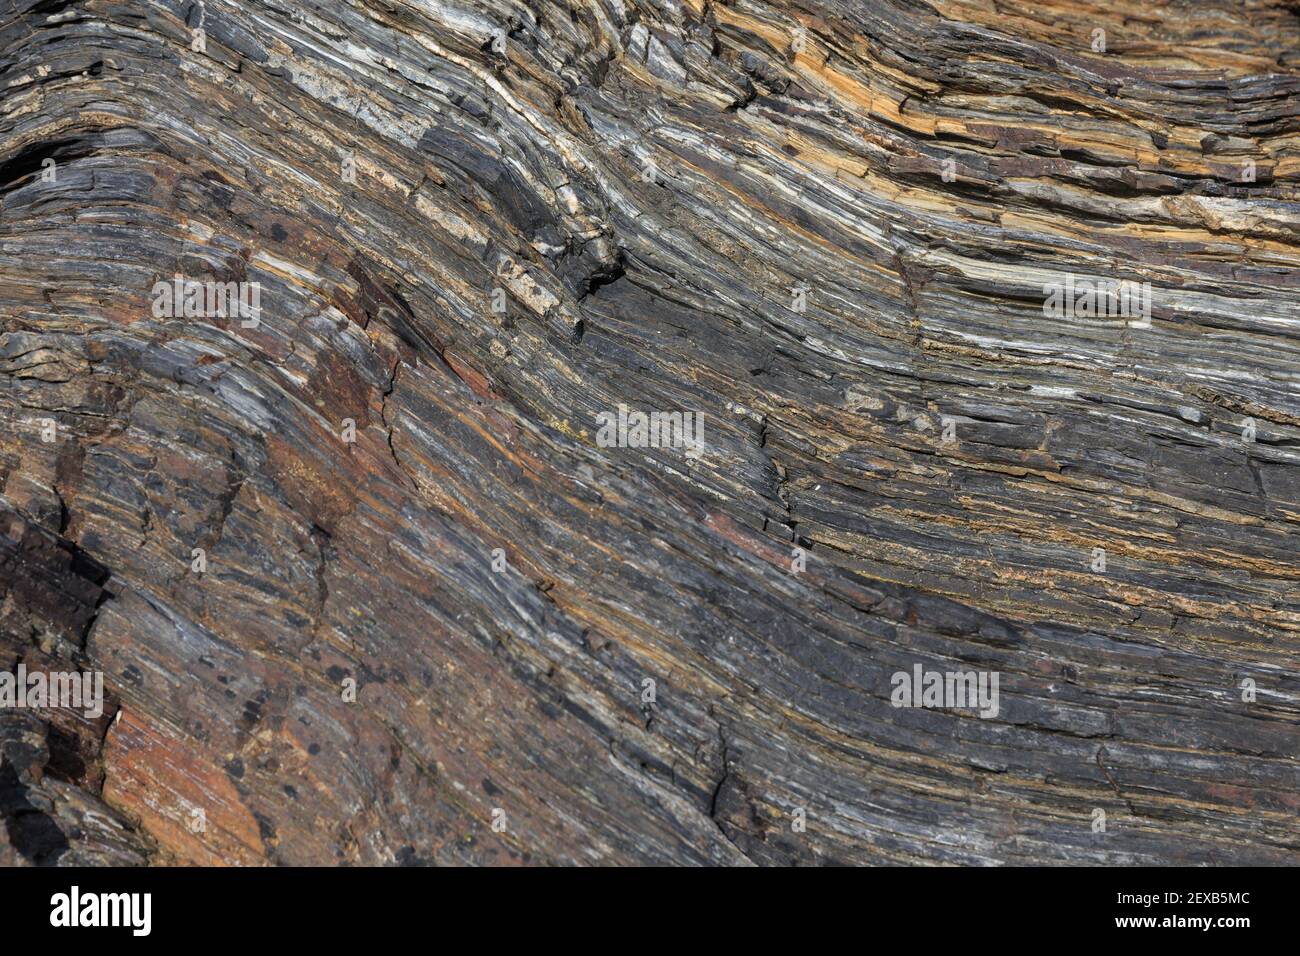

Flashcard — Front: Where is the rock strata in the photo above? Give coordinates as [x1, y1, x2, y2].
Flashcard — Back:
[0, 0, 1298, 864]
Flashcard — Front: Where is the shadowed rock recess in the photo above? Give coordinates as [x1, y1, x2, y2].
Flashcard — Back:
[0, 0, 1298, 867]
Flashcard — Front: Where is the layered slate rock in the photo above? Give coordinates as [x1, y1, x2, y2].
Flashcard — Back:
[0, 0, 1297, 864]
[0, 509, 151, 865]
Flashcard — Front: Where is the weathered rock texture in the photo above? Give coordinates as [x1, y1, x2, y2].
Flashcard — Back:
[1, 0, 1298, 865]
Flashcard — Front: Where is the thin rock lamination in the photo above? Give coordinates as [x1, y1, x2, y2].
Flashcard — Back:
[0, 0, 1298, 865]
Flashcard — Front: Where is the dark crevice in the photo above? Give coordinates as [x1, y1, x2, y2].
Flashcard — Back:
[380, 359, 418, 488]
[0, 756, 69, 866]
[0, 136, 98, 196]
[576, 249, 627, 302]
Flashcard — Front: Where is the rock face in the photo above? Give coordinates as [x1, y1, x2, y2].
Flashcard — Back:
[1, 0, 1298, 866]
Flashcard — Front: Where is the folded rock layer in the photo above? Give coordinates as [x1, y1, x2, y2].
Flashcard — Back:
[0, 0, 1298, 864]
